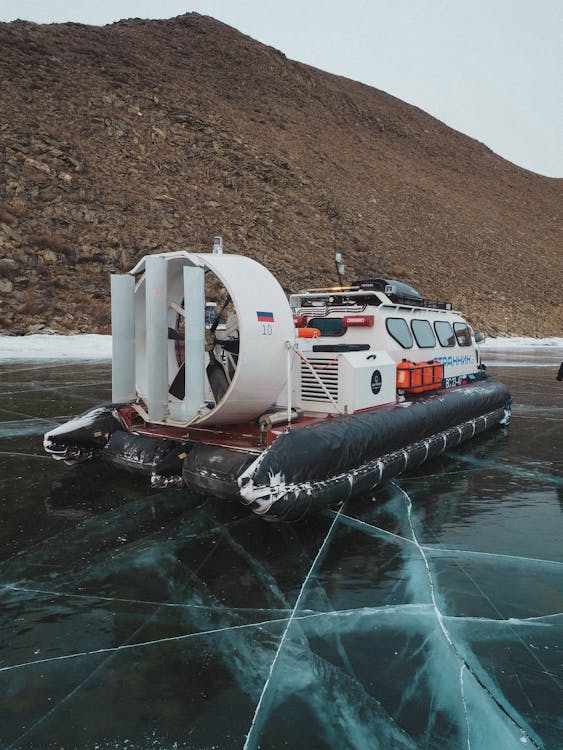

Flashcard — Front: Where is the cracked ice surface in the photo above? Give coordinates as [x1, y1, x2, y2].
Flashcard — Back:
[0, 349, 562, 749]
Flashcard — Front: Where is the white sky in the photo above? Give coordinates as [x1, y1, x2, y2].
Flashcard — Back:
[2, 0, 562, 177]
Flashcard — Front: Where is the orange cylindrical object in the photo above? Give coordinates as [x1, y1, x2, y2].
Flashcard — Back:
[297, 327, 321, 338]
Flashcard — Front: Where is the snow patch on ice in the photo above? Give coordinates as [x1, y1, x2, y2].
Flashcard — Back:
[482, 337, 563, 349]
[1, 334, 560, 363]
[0, 334, 112, 361]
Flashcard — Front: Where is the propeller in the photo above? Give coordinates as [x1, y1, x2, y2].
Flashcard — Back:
[168, 294, 238, 406]
[206, 295, 232, 403]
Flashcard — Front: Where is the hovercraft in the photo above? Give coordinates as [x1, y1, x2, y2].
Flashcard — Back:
[44, 242, 511, 521]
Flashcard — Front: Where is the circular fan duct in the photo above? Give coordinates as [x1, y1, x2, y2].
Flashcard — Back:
[125, 252, 295, 426]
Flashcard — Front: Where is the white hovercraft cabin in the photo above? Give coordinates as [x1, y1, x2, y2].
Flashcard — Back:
[289, 280, 481, 416]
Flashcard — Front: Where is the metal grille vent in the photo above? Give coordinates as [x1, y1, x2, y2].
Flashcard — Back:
[300, 357, 339, 403]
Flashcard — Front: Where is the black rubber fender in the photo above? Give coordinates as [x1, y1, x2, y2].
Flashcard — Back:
[102, 431, 183, 475]
[182, 443, 257, 499]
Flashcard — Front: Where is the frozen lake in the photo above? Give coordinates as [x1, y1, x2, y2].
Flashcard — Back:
[0, 346, 562, 749]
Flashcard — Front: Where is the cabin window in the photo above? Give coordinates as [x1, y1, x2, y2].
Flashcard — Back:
[434, 320, 456, 347]
[308, 317, 347, 337]
[411, 319, 436, 348]
[386, 317, 413, 348]
[453, 322, 472, 347]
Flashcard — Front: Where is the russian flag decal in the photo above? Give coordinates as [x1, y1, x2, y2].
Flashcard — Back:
[257, 311, 275, 322]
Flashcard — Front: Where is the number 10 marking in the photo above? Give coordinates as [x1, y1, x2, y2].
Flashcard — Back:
[262, 324, 272, 335]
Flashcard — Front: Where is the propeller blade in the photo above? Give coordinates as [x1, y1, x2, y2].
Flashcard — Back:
[207, 351, 229, 403]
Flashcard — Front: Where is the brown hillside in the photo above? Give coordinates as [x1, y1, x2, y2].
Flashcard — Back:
[0, 13, 561, 336]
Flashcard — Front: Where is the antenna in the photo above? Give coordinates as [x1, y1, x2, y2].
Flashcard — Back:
[334, 252, 345, 286]
[213, 236, 223, 254]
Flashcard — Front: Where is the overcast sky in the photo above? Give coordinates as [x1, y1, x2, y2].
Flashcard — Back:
[2, 0, 562, 177]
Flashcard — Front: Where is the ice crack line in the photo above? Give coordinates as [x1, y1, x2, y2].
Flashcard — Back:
[4, 517, 231, 750]
[452, 560, 563, 693]
[0, 414, 70, 425]
[327, 509, 417, 547]
[4, 584, 302, 616]
[0, 405, 70, 421]
[5, 601, 551, 679]
[460, 664, 471, 750]
[394, 483, 541, 749]
[243, 501, 348, 750]
[0, 617, 293, 674]
[1, 380, 110, 396]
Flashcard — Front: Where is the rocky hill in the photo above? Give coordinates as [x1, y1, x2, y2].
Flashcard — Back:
[0, 13, 561, 336]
